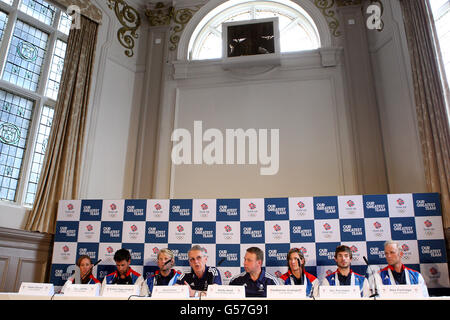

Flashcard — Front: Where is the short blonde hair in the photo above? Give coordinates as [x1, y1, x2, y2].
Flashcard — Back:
[384, 240, 401, 250]
[157, 248, 174, 260]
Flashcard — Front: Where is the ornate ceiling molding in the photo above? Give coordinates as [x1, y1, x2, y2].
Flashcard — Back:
[313, 0, 342, 37]
[145, 2, 202, 51]
[335, 0, 363, 6]
[108, 0, 141, 57]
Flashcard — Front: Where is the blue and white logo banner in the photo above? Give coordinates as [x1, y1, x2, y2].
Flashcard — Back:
[102, 200, 124, 221]
[216, 199, 240, 221]
[124, 199, 146, 221]
[338, 195, 364, 219]
[289, 197, 314, 220]
[363, 194, 389, 218]
[50, 193, 449, 289]
[169, 199, 193, 221]
[290, 220, 315, 243]
[314, 196, 339, 220]
[55, 221, 79, 242]
[80, 200, 102, 221]
[265, 198, 289, 220]
[193, 199, 216, 221]
[146, 199, 170, 221]
[146, 222, 169, 243]
[57, 200, 81, 221]
[413, 193, 441, 216]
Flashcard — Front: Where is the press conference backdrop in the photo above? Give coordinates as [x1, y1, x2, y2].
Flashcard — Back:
[50, 193, 449, 291]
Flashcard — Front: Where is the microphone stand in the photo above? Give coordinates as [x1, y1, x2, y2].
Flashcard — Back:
[297, 258, 314, 300]
[80, 259, 102, 283]
[363, 256, 378, 299]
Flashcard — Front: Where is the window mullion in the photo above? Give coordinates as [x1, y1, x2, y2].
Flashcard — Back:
[0, 1, 63, 206]
[16, 96, 43, 206]
[0, 6, 17, 75]
[20, 8, 62, 204]
[281, 17, 300, 33]
[36, 24, 57, 96]
[207, 25, 221, 38]
[36, 8, 60, 97]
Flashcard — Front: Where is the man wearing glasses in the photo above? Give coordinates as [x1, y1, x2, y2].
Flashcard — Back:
[176, 245, 222, 297]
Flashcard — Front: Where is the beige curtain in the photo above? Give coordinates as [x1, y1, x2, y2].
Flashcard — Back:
[400, 0, 450, 228]
[24, 15, 98, 234]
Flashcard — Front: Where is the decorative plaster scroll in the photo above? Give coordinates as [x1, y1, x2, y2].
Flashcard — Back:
[146, 2, 201, 51]
[108, 0, 141, 57]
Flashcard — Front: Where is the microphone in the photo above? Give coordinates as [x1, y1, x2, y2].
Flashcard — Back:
[94, 259, 102, 266]
[297, 258, 303, 270]
[363, 256, 378, 299]
[297, 258, 313, 299]
[164, 259, 173, 266]
[80, 259, 102, 281]
[217, 257, 226, 266]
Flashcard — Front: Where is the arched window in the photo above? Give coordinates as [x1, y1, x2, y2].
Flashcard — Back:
[188, 0, 321, 60]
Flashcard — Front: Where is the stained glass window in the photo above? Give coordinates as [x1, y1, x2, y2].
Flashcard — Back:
[0, 90, 34, 201]
[2, 20, 49, 91]
[0, 0, 13, 6]
[19, 0, 56, 26]
[0, 0, 69, 207]
[0, 11, 8, 44]
[24, 105, 53, 205]
[45, 39, 66, 100]
[58, 11, 72, 35]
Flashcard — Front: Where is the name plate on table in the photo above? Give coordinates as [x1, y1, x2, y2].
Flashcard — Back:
[152, 285, 189, 299]
[102, 284, 140, 297]
[378, 285, 423, 299]
[267, 285, 307, 299]
[64, 283, 101, 297]
[19, 282, 54, 296]
[319, 286, 360, 299]
[207, 285, 245, 299]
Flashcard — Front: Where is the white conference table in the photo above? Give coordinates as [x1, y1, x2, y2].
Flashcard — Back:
[0, 292, 449, 300]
